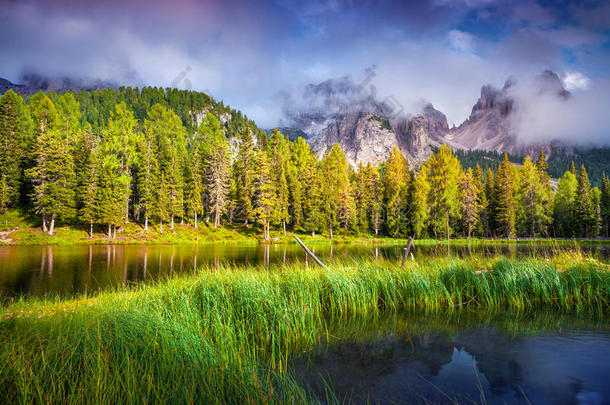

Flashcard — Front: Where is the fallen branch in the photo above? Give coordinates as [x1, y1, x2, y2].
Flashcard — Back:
[293, 235, 329, 270]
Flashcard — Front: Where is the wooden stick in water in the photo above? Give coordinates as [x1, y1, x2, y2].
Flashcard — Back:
[402, 237, 415, 267]
[293, 235, 329, 270]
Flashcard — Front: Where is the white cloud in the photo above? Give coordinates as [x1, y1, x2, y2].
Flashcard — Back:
[561, 71, 591, 91]
[447, 30, 476, 53]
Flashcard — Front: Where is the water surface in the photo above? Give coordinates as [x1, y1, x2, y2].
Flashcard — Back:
[290, 312, 610, 404]
[0, 242, 608, 298]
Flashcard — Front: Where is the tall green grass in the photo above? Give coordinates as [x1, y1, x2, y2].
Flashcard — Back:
[0, 255, 608, 403]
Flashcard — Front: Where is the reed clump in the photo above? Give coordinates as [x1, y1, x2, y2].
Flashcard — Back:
[0, 254, 608, 403]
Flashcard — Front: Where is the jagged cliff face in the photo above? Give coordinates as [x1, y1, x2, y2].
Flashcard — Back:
[284, 70, 571, 166]
[284, 77, 451, 166]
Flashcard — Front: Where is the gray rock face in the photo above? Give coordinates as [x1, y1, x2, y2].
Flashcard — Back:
[283, 70, 571, 166]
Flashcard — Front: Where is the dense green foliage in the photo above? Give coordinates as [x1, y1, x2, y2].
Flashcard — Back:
[1, 87, 609, 240]
[1, 254, 608, 403]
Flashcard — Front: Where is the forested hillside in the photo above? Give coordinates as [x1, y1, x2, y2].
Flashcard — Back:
[1, 87, 609, 240]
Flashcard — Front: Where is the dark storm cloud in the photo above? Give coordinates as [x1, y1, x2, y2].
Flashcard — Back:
[0, 0, 609, 143]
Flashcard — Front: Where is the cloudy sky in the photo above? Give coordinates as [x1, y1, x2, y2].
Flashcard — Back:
[1, 0, 609, 141]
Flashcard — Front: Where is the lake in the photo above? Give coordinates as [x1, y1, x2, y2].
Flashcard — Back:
[289, 311, 610, 404]
[1, 242, 609, 298]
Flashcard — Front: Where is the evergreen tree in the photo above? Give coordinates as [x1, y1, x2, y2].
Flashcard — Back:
[233, 124, 256, 225]
[95, 154, 129, 238]
[200, 114, 230, 228]
[185, 144, 204, 228]
[0, 90, 31, 211]
[427, 144, 462, 240]
[103, 102, 137, 223]
[517, 156, 552, 237]
[575, 165, 597, 237]
[269, 129, 290, 235]
[252, 149, 276, 240]
[485, 168, 497, 236]
[601, 174, 610, 237]
[495, 154, 517, 238]
[74, 130, 99, 238]
[382, 146, 409, 238]
[553, 171, 578, 237]
[321, 144, 354, 238]
[474, 164, 489, 237]
[156, 172, 171, 234]
[135, 130, 159, 231]
[27, 128, 76, 235]
[460, 168, 481, 238]
[411, 163, 430, 238]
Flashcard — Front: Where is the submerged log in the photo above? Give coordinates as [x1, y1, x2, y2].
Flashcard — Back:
[293, 235, 329, 271]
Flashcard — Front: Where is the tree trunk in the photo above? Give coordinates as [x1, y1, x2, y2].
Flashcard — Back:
[329, 224, 333, 240]
[108, 223, 112, 238]
[283, 220, 286, 236]
[181, 215, 184, 225]
[214, 208, 220, 228]
[90, 221, 93, 239]
[113, 225, 117, 239]
[446, 215, 450, 241]
[467, 227, 471, 239]
[144, 216, 148, 231]
[160, 220, 163, 234]
[42, 214, 47, 232]
[48, 214, 55, 236]
[171, 217, 174, 231]
[194, 212, 198, 229]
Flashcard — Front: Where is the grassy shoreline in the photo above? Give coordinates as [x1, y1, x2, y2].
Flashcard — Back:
[2, 209, 609, 246]
[1, 254, 608, 403]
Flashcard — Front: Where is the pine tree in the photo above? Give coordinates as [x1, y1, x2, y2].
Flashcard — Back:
[27, 128, 77, 235]
[233, 124, 256, 225]
[253, 149, 276, 240]
[200, 114, 230, 228]
[517, 156, 552, 237]
[495, 153, 517, 238]
[601, 174, 610, 237]
[427, 144, 462, 240]
[460, 168, 481, 238]
[135, 130, 159, 231]
[575, 165, 597, 237]
[269, 129, 290, 235]
[185, 144, 204, 228]
[74, 130, 99, 238]
[411, 163, 430, 238]
[553, 171, 578, 237]
[0, 90, 31, 211]
[103, 102, 137, 223]
[95, 154, 129, 238]
[473, 164, 489, 237]
[382, 146, 409, 238]
[320, 144, 354, 238]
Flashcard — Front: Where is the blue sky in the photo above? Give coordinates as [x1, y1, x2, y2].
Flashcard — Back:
[1, 0, 609, 140]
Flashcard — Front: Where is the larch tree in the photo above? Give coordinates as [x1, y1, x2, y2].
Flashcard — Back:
[575, 165, 597, 237]
[74, 129, 99, 238]
[233, 124, 256, 225]
[0, 90, 31, 211]
[95, 153, 129, 238]
[321, 144, 354, 238]
[382, 146, 410, 238]
[517, 156, 552, 237]
[553, 170, 578, 237]
[135, 130, 159, 231]
[494, 154, 517, 238]
[27, 128, 77, 235]
[185, 143, 204, 229]
[269, 129, 290, 235]
[411, 163, 431, 238]
[252, 148, 276, 240]
[103, 102, 138, 223]
[427, 144, 462, 240]
[473, 164, 489, 237]
[200, 114, 230, 228]
[460, 168, 481, 239]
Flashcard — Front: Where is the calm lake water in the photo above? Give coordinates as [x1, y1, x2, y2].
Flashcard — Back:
[290, 312, 610, 404]
[0, 242, 609, 298]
